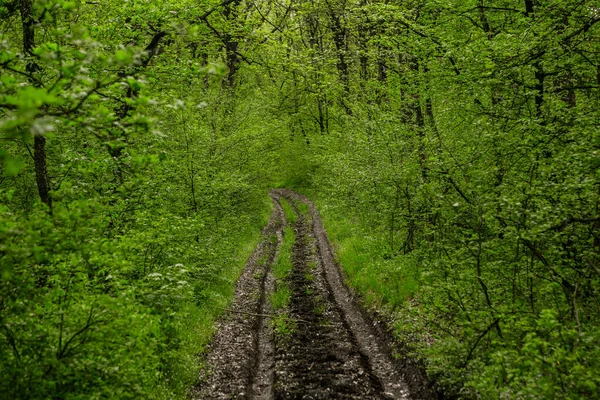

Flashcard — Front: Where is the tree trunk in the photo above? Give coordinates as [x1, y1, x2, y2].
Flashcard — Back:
[34, 135, 52, 211]
[222, 0, 241, 88]
[524, 0, 534, 17]
[21, 0, 52, 212]
[534, 62, 545, 119]
[327, 3, 352, 115]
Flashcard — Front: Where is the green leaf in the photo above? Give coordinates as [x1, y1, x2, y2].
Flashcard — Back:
[2, 157, 25, 177]
[62, 1, 76, 11]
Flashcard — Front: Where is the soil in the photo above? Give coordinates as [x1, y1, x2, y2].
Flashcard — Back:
[194, 190, 435, 400]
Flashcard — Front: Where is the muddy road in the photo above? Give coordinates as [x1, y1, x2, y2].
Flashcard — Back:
[194, 190, 423, 400]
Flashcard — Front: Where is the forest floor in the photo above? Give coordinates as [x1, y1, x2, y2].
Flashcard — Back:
[193, 190, 423, 400]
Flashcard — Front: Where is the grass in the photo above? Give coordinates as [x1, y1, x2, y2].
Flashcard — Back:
[297, 201, 309, 216]
[272, 226, 295, 283]
[311, 196, 421, 312]
[270, 226, 296, 334]
[314, 299, 326, 315]
[271, 314, 295, 335]
[270, 285, 291, 309]
[280, 198, 297, 225]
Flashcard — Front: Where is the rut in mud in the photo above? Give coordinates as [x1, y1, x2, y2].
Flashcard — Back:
[195, 190, 422, 400]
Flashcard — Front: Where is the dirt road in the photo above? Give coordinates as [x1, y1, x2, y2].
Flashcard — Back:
[194, 190, 423, 399]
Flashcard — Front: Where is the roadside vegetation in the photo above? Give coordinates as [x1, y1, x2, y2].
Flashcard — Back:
[2, 0, 599, 398]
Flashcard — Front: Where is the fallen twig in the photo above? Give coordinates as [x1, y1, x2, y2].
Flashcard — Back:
[216, 306, 327, 325]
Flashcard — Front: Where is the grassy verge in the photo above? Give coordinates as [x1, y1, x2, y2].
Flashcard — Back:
[287, 187, 420, 312]
[320, 210, 420, 310]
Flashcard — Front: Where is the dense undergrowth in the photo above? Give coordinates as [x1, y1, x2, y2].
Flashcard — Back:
[0, 180, 271, 399]
[0, 1, 280, 397]
[267, 0, 600, 397]
[286, 131, 600, 398]
[2, 0, 600, 398]
[283, 124, 600, 398]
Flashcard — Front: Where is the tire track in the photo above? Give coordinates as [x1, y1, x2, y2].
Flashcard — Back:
[251, 195, 286, 399]
[194, 195, 284, 399]
[272, 190, 410, 400]
[196, 190, 413, 399]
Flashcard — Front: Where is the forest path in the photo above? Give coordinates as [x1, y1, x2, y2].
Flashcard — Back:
[194, 190, 411, 400]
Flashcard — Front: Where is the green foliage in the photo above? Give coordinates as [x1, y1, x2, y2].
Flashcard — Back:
[268, 0, 600, 397]
[270, 286, 291, 311]
[2, 0, 599, 397]
[1, 0, 277, 397]
[271, 314, 295, 336]
[471, 310, 600, 398]
[280, 199, 298, 225]
[0, 198, 162, 398]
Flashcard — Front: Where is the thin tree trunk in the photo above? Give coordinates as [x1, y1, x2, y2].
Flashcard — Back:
[524, 0, 534, 17]
[326, 1, 352, 115]
[33, 135, 52, 211]
[410, 59, 427, 182]
[21, 0, 52, 212]
[534, 62, 545, 119]
[222, 0, 241, 88]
